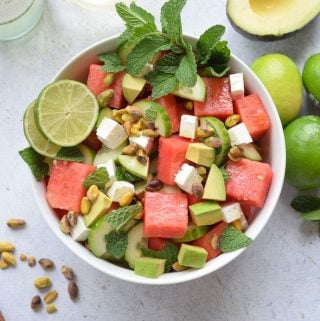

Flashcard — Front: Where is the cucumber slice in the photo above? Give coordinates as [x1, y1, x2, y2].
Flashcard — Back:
[171, 75, 206, 102]
[78, 143, 96, 164]
[88, 216, 113, 259]
[118, 155, 149, 180]
[173, 224, 210, 242]
[93, 142, 127, 166]
[95, 107, 113, 129]
[200, 117, 231, 166]
[133, 100, 171, 137]
[125, 223, 148, 269]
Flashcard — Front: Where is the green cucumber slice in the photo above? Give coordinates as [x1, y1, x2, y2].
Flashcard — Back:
[93, 142, 127, 166]
[118, 155, 149, 180]
[200, 116, 231, 166]
[95, 107, 113, 129]
[171, 75, 206, 102]
[173, 224, 210, 242]
[77, 143, 96, 164]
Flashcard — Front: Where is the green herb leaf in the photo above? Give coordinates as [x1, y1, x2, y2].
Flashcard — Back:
[117, 29, 131, 46]
[82, 167, 109, 190]
[55, 147, 84, 163]
[154, 52, 182, 74]
[208, 40, 230, 66]
[106, 230, 128, 259]
[126, 34, 171, 76]
[219, 166, 230, 182]
[301, 210, 320, 221]
[197, 25, 225, 64]
[200, 64, 230, 78]
[129, 2, 156, 27]
[219, 225, 253, 253]
[19, 147, 48, 181]
[145, 71, 177, 99]
[141, 242, 179, 272]
[99, 52, 125, 73]
[115, 166, 141, 183]
[129, 23, 158, 45]
[291, 195, 320, 213]
[160, 0, 186, 45]
[106, 204, 141, 230]
[175, 43, 197, 87]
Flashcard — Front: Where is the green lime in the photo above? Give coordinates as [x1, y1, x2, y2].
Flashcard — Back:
[35, 80, 99, 147]
[284, 115, 320, 190]
[251, 53, 303, 126]
[302, 53, 320, 105]
[23, 100, 60, 158]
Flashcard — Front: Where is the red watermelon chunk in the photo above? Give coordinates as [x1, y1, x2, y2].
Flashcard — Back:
[157, 135, 190, 185]
[144, 192, 188, 238]
[148, 237, 166, 251]
[194, 77, 233, 119]
[186, 193, 202, 206]
[225, 158, 273, 208]
[156, 94, 192, 133]
[234, 93, 271, 140]
[47, 161, 96, 213]
[191, 221, 227, 261]
[108, 70, 126, 109]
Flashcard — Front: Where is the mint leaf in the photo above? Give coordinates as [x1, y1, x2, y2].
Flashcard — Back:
[82, 167, 109, 190]
[200, 64, 230, 78]
[99, 52, 125, 73]
[126, 34, 171, 76]
[115, 166, 141, 183]
[175, 43, 197, 87]
[129, 23, 158, 45]
[160, 0, 186, 45]
[117, 29, 131, 46]
[141, 242, 178, 272]
[301, 210, 320, 221]
[55, 147, 84, 163]
[145, 71, 177, 99]
[106, 230, 128, 259]
[219, 225, 253, 253]
[129, 2, 156, 28]
[208, 40, 230, 65]
[19, 147, 48, 181]
[106, 204, 141, 230]
[154, 52, 182, 74]
[197, 25, 225, 64]
[291, 195, 320, 213]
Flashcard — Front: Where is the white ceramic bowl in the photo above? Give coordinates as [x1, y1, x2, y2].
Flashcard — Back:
[32, 35, 285, 285]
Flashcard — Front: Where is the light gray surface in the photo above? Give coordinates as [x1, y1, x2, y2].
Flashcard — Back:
[0, 1, 320, 320]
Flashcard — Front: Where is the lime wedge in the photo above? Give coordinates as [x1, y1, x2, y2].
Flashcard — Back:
[23, 100, 60, 158]
[35, 80, 99, 147]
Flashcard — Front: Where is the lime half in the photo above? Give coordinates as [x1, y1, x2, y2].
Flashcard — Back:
[23, 100, 60, 158]
[35, 80, 99, 147]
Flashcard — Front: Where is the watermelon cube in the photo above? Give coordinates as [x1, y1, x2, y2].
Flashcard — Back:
[46, 161, 96, 213]
[144, 192, 188, 238]
[108, 70, 126, 109]
[225, 158, 273, 208]
[194, 77, 233, 119]
[157, 135, 190, 185]
[234, 94, 271, 140]
[186, 193, 202, 206]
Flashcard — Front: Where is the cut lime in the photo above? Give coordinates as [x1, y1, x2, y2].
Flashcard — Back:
[23, 100, 60, 158]
[35, 80, 99, 147]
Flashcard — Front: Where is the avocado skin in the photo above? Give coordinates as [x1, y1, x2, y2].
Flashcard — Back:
[226, 9, 319, 41]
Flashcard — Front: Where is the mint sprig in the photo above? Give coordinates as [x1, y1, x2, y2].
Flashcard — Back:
[219, 225, 253, 253]
[106, 204, 141, 230]
[106, 230, 128, 259]
[98, 52, 125, 73]
[115, 165, 141, 182]
[82, 167, 109, 190]
[55, 146, 84, 163]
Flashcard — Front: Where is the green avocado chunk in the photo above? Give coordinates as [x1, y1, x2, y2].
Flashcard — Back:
[189, 201, 223, 226]
[122, 73, 146, 104]
[203, 164, 226, 201]
[178, 244, 208, 269]
[173, 224, 210, 242]
[134, 257, 166, 279]
[185, 143, 215, 167]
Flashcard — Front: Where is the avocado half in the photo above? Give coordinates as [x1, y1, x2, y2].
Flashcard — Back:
[227, 0, 320, 40]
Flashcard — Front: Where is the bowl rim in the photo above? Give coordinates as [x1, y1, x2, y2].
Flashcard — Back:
[31, 34, 286, 285]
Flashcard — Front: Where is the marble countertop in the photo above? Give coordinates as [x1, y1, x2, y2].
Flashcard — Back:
[1, 1, 320, 320]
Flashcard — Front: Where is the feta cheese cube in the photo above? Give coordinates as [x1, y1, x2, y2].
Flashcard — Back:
[179, 115, 198, 139]
[174, 163, 202, 194]
[96, 117, 128, 149]
[221, 202, 243, 223]
[107, 181, 135, 202]
[228, 122, 253, 146]
[129, 135, 153, 153]
[97, 159, 116, 182]
[71, 215, 90, 241]
[229, 73, 244, 101]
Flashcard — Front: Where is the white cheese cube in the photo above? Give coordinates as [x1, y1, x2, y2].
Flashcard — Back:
[229, 73, 244, 101]
[228, 122, 253, 146]
[71, 215, 90, 242]
[96, 117, 128, 149]
[174, 163, 202, 194]
[129, 135, 153, 152]
[107, 181, 135, 202]
[179, 115, 198, 139]
[97, 159, 116, 182]
[221, 202, 243, 223]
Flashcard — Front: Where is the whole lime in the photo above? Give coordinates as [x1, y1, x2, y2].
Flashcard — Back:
[284, 115, 320, 190]
[251, 53, 303, 126]
[302, 53, 320, 105]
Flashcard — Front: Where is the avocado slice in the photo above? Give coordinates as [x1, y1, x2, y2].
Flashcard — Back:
[134, 257, 166, 279]
[203, 164, 226, 201]
[118, 155, 149, 180]
[171, 75, 206, 102]
[178, 244, 208, 269]
[227, 0, 320, 40]
[189, 201, 223, 226]
[185, 143, 215, 167]
[122, 73, 146, 104]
